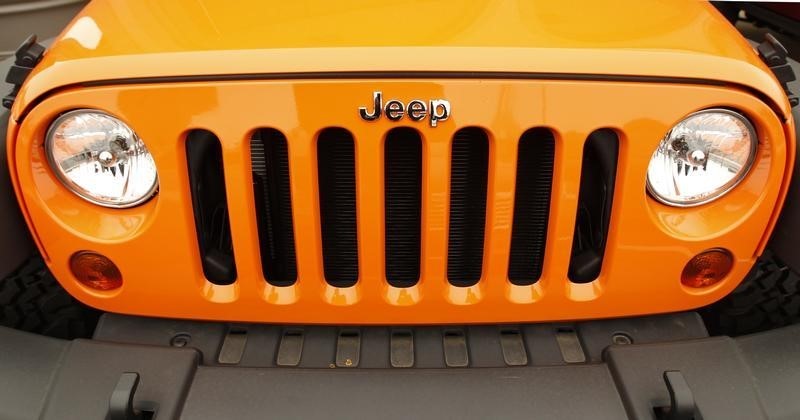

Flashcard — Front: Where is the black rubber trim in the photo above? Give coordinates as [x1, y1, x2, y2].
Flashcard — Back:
[82, 71, 726, 87]
[14, 71, 789, 124]
[74, 71, 785, 122]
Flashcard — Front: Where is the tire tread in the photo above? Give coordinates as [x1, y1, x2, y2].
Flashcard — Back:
[703, 250, 800, 336]
[0, 257, 97, 339]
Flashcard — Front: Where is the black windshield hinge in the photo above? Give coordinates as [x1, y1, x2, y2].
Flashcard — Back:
[2, 35, 46, 110]
[654, 370, 698, 420]
[757, 33, 798, 108]
[108, 372, 156, 420]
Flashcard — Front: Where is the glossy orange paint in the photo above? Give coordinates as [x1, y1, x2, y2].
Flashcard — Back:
[10, 79, 790, 324]
[9, 0, 794, 120]
[4, 0, 797, 324]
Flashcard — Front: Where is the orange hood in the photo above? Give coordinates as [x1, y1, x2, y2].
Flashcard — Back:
[11, 0, 793, 120]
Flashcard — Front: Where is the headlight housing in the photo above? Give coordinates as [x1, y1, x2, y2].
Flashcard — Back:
[646, 109, 757, 207]
[46, 110, 158, 208]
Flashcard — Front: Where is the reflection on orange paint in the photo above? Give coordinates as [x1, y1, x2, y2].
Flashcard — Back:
[202, 282, 238, 303]
[386, 286, 421, 307]
[262, 284, 300, 306]
[325, 285, 361, 306]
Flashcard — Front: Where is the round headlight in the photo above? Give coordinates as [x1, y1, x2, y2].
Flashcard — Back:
[646, 109, 757, 207]
[46, 110, 158, 208]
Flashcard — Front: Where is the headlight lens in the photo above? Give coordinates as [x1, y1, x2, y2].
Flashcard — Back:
[646, 109, 757, 207]
[46, 110, 158, 208]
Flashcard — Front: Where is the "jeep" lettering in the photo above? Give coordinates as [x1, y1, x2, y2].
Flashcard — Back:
[359, 91, 451, 127]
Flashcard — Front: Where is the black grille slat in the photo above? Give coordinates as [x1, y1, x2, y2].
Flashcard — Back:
[251, 129, 298, 286]
[447, 127, 489, 287]
[385, 128, 422, 287]
[186, 130, 237, 285]
[568, 129, 619, 283]
[317, 128, 359, 287]
[508, 129, 555, 285]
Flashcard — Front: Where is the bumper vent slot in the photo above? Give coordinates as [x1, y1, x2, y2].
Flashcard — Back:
[508, 128, 555, 285]
[384, 128, 422, 288]
[317, 128, 359, 287]
[186, 130, 237, 285]
[568, 129, 619, 283]
[251, 129, 297, 286]
[447, 127, 489, 287]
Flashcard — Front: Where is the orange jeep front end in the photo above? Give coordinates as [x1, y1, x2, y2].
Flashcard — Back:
[1, 1, 799, 419]
[5, 0, 796, 325]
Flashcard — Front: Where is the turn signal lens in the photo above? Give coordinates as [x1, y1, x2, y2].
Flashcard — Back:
[681, 249, 733, 288]
[69, 251, 123, 291]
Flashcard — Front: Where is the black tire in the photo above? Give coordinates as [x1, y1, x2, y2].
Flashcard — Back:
[703, 250, 800, 336]
[0, 256, 98, 339]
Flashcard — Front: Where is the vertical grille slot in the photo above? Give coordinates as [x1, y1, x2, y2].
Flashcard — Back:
[447, 127, 489, 287]
[251, 129, 297, 286]
[508, 128, 555, 285]
[568, 129, 619, 283]
[317, 128, 359, 287]
[385, 128, 422, 288]
[186, 130, 237, 285]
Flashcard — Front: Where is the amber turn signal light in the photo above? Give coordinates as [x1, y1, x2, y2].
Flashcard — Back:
[681, 249, 733, 288]
[69, 251, 123, 291]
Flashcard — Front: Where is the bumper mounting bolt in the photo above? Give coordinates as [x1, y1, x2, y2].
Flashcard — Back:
[170, 333, 191, 348]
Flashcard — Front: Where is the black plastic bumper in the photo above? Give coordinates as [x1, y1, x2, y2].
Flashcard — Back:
[1, 313, 799, 420]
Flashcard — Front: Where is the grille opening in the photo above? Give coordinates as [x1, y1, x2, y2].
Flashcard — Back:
[447, 127, 489, 287]
[251, 129, 297, 286]
[392, 329, 413, 339]
[500, 328, 522, 337]
[444, 330, 466, 338]
[317, 128, 359, 287]
[384, 127, 422, 288]
[568, 129, 619, 283]
[339, 330, 360, 338]
[508, 128, 556, 285]
[186, 129, 237, 285]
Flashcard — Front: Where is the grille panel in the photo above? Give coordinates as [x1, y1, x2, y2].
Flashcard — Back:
[447, 127, 490, 287]
[46, 79, 744, 324]
[317, 128, 359, 287]
[251, 129, 297, 286]
[508, 128, 556, 285]
[384, 128, 423, 288]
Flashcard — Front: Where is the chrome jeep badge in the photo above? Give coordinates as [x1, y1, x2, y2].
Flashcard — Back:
[359, 91, 451, 127]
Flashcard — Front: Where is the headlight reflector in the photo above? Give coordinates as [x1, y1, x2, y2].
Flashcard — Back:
[646, 109, 756, 206]
[46, 110, 158, 208]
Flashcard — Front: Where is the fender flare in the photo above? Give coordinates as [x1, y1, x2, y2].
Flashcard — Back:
[768, 55, 800, 271]
[0, 54, 35, 279]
